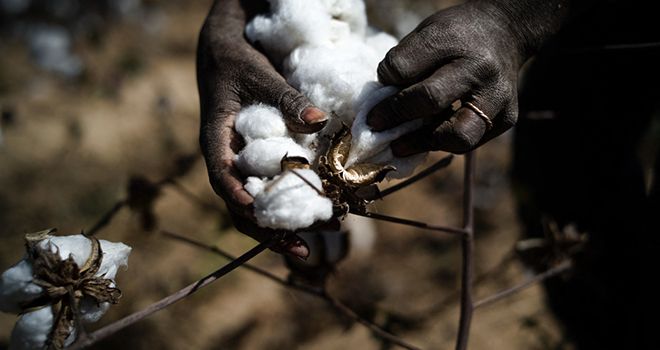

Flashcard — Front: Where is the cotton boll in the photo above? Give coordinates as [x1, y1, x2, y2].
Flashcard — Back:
[252, 169, 333, 230]
[1, 234, 131, 350]
[236, 137, 313, 177]
[347, 85, 423, 167]
[235, 104, 288, 142]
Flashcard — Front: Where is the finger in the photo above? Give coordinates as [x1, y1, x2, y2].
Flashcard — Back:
[367, 62, 475, 131]
[200, 112, 254, 217]
[377, 21, 454, 86]
[391, 108, 484, 156]
[477, 97, 518, 146]
[391, 85, 510, 155]
[244, 71, 328, 134]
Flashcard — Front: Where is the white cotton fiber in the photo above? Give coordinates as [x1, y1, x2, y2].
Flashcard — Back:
[251, 169, 333, 230]
[0, 260, 44, 314]
[0, 234, 131, 350]
[347, 85, 425, 173]
[235, 104, 288, 142]
[236, 137, 313, 178]
[10, 307, 58, 350]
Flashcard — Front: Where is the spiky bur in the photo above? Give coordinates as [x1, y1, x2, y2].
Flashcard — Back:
[285, 125, 395, 218]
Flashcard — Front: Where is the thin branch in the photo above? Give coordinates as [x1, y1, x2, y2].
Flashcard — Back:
[87, 199, 127, 236]
[424, 250, 517, 317]
[322, 292, 422, 350]
[352, 211, 467, 236]
[455, 152, 476, 350]
[474, 260, 572, 309]
[374, 154, 454, 199]
[160, 230, 421, 350]
[68, 237, 276, 350]
[164, 180, 224, 212]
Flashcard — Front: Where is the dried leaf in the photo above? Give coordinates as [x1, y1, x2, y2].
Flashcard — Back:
[280, 155, 311, 171]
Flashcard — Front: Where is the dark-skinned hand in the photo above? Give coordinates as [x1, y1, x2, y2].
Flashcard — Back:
[368, 0, 568, 156]
[197, 0, 329, 258]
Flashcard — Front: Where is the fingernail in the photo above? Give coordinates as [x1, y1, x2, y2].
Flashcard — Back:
[286, 239, 310, 260]
[302, 107, 327, 125]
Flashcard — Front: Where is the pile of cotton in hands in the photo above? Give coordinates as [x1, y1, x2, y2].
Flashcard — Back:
[0, 234, 131, 350]
[235, 0, 429, 230]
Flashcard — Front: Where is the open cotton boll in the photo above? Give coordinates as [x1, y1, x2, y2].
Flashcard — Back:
[235, 104, 288, 142]
[252, 169, 333, 230]
[0, 234, 131, 350]
[347, 85, 423, 168]
[236, 137, 313, 178]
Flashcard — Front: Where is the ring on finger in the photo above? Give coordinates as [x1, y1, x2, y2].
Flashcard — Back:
[463, 101, 493, 131]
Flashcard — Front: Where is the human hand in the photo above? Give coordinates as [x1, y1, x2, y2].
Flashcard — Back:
[197, 0, 327, 257]
[368, 0, 567, 155]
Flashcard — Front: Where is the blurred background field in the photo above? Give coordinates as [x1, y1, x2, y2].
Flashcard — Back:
[0, 1, 573, 349]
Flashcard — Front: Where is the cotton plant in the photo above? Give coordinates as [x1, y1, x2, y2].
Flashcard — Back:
[0, 229, 131, 350]
[235, 0, 428, 231]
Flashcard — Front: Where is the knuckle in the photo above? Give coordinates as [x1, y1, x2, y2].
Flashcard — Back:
[435, 122, 481, 154]
[378, 50, 409, 83]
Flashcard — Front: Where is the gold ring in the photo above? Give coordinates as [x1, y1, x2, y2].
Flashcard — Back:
[464, 101, 493, 130]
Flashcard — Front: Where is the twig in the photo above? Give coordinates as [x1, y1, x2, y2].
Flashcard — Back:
[375, 154, 454, 199]
[474, 260, 572, 309]
[424, 251, 517, 317]
[68, 237, 275, 349]
[352, 211, 467, 236]
[164, 180, 224, 212]
[87, 199, 127, 236]
[455, 152, 476, 350]
[159, 230, 421, 350]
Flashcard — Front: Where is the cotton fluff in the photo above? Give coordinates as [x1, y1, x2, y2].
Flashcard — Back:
[247, 0, 398, 128]
[347, 85, 427, 178]
[235, 104, 288, 142]
[236, 137, 313, 178]
[246, 170, 333, 230]
[0, 234, 131, 350]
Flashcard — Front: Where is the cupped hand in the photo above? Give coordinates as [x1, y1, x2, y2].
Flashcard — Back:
[197, 0, 327, 257]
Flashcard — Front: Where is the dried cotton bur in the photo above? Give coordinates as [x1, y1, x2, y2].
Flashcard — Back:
[236, 0, 430, 230]
[0, 229, 131, 350]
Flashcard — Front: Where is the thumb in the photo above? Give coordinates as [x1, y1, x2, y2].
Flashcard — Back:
[260, 76, 328, 134]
